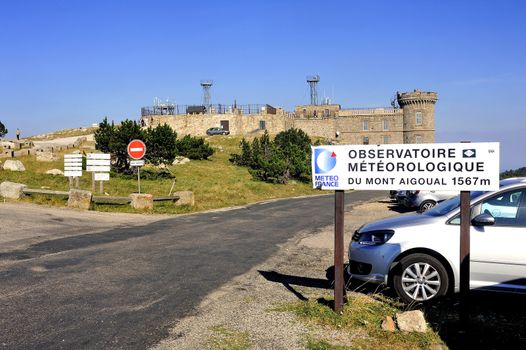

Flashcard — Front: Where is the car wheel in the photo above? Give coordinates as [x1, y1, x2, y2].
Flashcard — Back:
[392, 254, 448, 303]
[418, 200, 436, 213]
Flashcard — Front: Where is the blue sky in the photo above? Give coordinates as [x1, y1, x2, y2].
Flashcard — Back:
[0, 0, 525, 170]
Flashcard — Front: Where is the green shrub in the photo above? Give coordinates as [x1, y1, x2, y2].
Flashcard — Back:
[144, 124, 177, 165]
[0, 120, 8, 138]
[230, 129, 313, 184]
[176, 135, 214, 160]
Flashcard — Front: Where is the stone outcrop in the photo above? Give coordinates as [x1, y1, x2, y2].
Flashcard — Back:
[68, 189, 92, 210]
[172, 156, 190, 165]
[0, 181, 27, 199]
[130, 193, 153, 210]
[46, 169, 64, 176]
[396, 310, 427, 333]
[381, 316, 396, 332]
[36, 151, 59, 162]
[173, 191, 194, 206]
[2, 160, 26, 171]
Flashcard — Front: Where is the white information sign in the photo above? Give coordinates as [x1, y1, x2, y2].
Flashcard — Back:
[64, 153, 83, 177]
[130, 160, 145, 167]
[312, 142, 500, 191]
[86, 153, 111, 173]
[94, 173, 110, 181]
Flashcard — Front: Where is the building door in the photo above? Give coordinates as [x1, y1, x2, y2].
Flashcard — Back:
[220, 120, 229, 131]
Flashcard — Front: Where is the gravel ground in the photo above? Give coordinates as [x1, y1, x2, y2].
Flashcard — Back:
[152, 200, 399, 350]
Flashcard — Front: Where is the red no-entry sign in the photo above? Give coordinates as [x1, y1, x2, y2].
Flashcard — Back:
[127, 139, 146, 160]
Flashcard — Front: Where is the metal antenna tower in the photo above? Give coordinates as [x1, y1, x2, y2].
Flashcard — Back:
[306, 75, 320, 105]
[200, 80, 213, 108]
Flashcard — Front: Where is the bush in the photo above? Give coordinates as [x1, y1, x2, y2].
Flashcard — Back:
[176, 135, 214, 160]
[94, 118, 214, 173]
[0, 120, 7, 138]
[230, 129, 313, 184]
[144, 124, 177, 165]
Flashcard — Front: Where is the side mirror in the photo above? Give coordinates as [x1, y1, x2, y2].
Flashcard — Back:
[471, 213, 495, 227]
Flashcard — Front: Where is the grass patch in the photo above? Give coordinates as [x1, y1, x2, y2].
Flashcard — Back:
[276, 293, 445, 350]
[0, 135, 320, 214]
[206, 325, 251, 350]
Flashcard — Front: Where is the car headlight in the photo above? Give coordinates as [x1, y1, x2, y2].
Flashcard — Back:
[353, 230, 394, 246]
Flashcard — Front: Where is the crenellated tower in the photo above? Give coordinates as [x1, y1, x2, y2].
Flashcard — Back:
[397, 90, 438, 144]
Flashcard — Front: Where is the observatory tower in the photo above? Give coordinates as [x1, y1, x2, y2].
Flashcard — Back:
[397, 90, 438, 144]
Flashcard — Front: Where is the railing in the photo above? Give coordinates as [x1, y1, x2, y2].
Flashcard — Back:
[141, 104, 270, 116]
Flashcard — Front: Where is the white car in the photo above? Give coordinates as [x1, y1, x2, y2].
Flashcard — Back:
[348, 177, 526, 303]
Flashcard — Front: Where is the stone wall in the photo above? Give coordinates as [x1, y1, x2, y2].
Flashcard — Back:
[149, 113, 291, 137]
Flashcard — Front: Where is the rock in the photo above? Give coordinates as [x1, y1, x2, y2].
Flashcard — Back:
[2, 160, 26, 171]
[130, 193, 153, 210]
[68, 189, 92, 210]
[0, 181, 27, 199]
[46, 169, 64, 176]
[173, 191, 194, 206]
[396, 310, 427, 333]
[381, 316, 396, 332]
[36, 151, 59, 162]
[172, 156, 190, 165]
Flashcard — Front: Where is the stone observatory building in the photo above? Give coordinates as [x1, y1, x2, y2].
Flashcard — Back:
[141, 89, 437, 145]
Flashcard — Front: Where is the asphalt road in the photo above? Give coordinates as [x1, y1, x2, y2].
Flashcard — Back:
[0, 191, 382, 349]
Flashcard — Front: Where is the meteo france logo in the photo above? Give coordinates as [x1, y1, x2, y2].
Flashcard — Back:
[314, 148, 337, 174]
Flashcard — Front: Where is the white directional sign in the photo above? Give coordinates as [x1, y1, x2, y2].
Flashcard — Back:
[130, 160, 145, 167]
[312, 142, 500, 191]
[64, 153, 83, 177]
[86, 153, 111, 173]
[94, 173, 110, 181]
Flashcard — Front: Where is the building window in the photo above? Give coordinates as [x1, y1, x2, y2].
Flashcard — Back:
[383, 135, 389, 144]
[363, 120, 369, 131]
[415, 135, 422, 144]
[415, 112, 423, 125]
[363, 136, 369, 145]
[383, 119, 388, 130]
[259, 120, 266, 130]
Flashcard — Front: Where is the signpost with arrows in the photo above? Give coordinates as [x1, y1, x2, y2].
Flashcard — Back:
[127, 139, 146, 193]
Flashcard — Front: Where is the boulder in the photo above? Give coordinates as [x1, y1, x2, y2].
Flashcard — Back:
[130, 193, 153, 210]
[2, 160, 26, 171]
[381, 316, 396, 332]
[0, 181, 27, 199]
[36, 151, 59, 162]
[68, 189, 92, 210]
[46, 169, 64, 176]
[173, 191, 194, 206]
[172, 156, 190, 165]
[396, 310, 427, 333]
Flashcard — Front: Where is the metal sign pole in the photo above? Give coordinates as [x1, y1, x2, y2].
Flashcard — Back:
[137, 166, 141, 194]
[334, 190, 345, 313]
[459, 190, 471, 323]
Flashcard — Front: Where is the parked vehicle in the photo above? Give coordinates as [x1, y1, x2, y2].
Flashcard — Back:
[395, 190, 407, 206]
[347, 178, 526, 303]
[206, 127, 230, 136]
[404, 190, 459, 212]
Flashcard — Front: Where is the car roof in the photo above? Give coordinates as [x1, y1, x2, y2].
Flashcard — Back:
[499, 177, 526, 188]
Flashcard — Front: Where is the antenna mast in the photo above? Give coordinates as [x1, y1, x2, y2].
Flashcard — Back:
[306, 75, 320, 105]
[200, 80, 213, 110]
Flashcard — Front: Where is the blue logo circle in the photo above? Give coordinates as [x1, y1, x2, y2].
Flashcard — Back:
[315, 149, 337, 173]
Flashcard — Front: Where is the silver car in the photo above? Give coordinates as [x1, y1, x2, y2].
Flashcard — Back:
[348, 177, 526, 303]
[404, 190, 459, 213]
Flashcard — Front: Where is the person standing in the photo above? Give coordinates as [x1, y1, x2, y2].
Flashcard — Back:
[16, 128, 20, 140]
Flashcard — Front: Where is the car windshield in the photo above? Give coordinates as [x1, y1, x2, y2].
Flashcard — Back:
[423, 191, 487, 217]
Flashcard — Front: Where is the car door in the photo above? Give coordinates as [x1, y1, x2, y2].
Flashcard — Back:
[470, 188, 526, 292]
